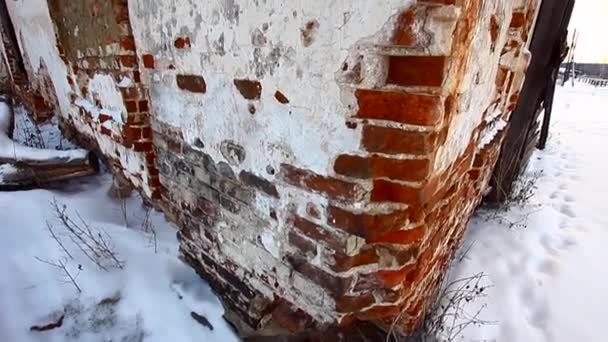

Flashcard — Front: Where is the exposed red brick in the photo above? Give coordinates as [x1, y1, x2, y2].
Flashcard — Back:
[288, 231, 317, 256]
[127, 113, 149, 126]
[145, 151, 155, 165]
[115, 4, 129, 22]
[510, 12, 526, 28]
[124, 100, 138, 113]
[280, 164, 364, 202]
[141, 127, 152, 139]
[149, 175, 161, 187]
[100, 125, 112, 136]
[336, 293, 376, 313]
[234, 79, 262, 100]
[120, 36, 136, 51]
[331, 249, 379, 273]
[392, 10, 417, 46]
[142, 54, 155, 69]
[119, 55, 137, 68]
[362, 125, 436, 155]
[174, 37, 191, 49]
[355, 89, 443, 126]
[123, 126, 142, 140]
[326, 206, 417, 240]
[176, 75, 207, 93]
[286, 254, 352, 296]
[354, 263, 417, 292]
[290, 215, 345, 251]
[468, 169, 482, 181]
[138, 100, 149, 112]
[271, 300, 313, 333]
[133, 71, 141, 83]
[334, 155, 431, 182]
[387, 56, 446, 87]
[367, 226, 425, 245]
[490, 15, 500, 48]
[371, 178, 439, 206]
[98, 113, 113, 123]
[377, 264, 418, 289]
[133, 141, 153, 152]
[274, 90, 290, 104]
[120, 87, 139, 99]
[239, 171, 279, 198]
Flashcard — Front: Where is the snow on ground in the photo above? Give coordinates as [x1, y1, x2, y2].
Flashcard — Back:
[454, 83, 608, 342]
[0, 110, 238, 341]
[0, 175, 239, 342]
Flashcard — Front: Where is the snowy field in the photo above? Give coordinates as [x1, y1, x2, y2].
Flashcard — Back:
[0, 83, 606, 341]
[454, 83, 608, 342]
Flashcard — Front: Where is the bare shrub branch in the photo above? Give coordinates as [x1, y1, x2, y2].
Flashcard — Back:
[46, 221, 73, 260]
[51, 198, 123, 270]
[408, 272, 496, 342]
[15, 105, 46, 149]
[120, 197, 129, 228]
[141, 207, 157, 254]
[35, 256, 82, 293]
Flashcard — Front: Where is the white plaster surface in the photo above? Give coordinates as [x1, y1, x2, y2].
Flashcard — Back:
[129, 0, 416, 177]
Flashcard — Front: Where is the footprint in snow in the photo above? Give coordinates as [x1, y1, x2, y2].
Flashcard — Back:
[560, 235, 578, 249]
[540, 235, 559, 256]
[538, 258, 559, 277]
[560, 204, 577, 218]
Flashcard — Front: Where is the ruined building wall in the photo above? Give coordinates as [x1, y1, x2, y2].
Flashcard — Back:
[1, 0, 540, 337]
[4, 0, 158, 196]
[128, 0, 539, 336]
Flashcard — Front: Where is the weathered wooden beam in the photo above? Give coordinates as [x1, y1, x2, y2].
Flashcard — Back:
[0, 99, 97, 190]
[487, 0, 575, 204]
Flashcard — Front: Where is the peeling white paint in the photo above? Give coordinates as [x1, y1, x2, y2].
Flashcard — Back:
[5, 0, 152, 195]
[88, 74, 127, 123]
[5, 0, 73, 117]
[129, 0, 415, 177]
[478, 118, 508, 148]
[435, 1, 516, 172]
[260, 231, 279, 258]
[118, 76, 133, 88]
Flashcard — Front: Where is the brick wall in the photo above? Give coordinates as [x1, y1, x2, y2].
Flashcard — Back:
[129, 0, 539, 337]
[2, 0, 540, 338]
[3, 0, 158, 197]
[48, 0, 159, 197]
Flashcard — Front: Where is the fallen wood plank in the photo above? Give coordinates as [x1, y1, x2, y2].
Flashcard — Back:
[0, 99, 97, 190]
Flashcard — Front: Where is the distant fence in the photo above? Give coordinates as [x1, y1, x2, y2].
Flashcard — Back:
[574, 63, 608, 79]
[579, 76, 608, 87]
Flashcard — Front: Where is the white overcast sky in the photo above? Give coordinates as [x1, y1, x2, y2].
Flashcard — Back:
[569, 0, 608, 63]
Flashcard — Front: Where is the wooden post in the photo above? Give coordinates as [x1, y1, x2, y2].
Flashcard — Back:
[487, 0, 575, 204]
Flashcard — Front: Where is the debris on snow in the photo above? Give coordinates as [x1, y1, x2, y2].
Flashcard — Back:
[190, 312, 214, 331]
[30, 315, 65, 332]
